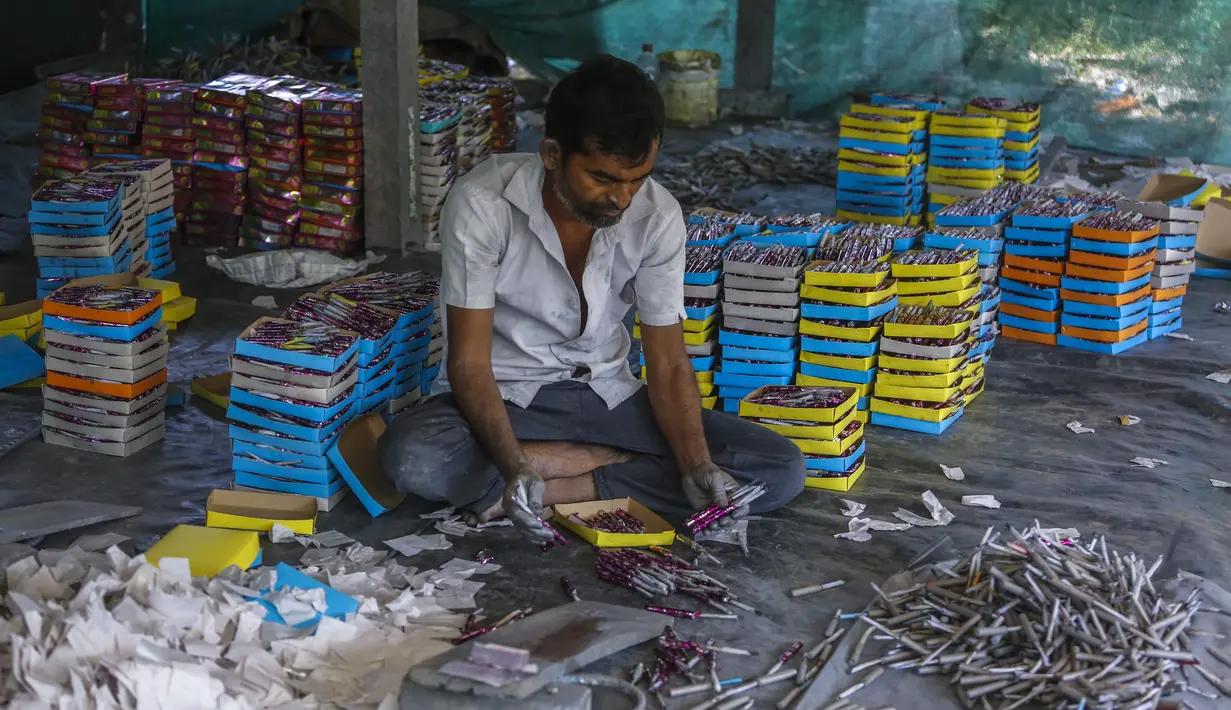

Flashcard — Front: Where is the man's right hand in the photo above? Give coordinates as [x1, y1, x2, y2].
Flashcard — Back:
[503, 463, 555, 545]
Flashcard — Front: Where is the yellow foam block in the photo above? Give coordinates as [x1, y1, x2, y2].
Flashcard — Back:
[144, 525, 260, 577]
[163, 295, 197, 323]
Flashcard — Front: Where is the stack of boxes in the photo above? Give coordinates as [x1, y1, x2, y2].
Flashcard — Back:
[86, 77, 167, 164]
[643, 242, 725, 409]
[41, 282, 168, 456]
[187, 74, 269, 246]
[282, 293, 400, 416]
[926, 110, 1007, 223]
[35, 72, 127, 190]
[320, 271, 438, 414]
[299, 88, 365, 255]
[241, 77, 316, 251]
[715, 243, 808, 413]
[30, 179, 133, 298]
[836, 103, 929, 227]
[423, 83, 493, 175]
[228, 317, 357, 511]
[998, 199, 1091, 346]
[419, 102, 463, 251]
[1116, 199, 1200, 339]
[85, 159, 176, 278]
[799, 231, 899, 423]
[142, 82, 197, 196]
[739, 385, 866, 491]
[923, 226, 1004, 359]
[969, 98, 1041, 185]
[1059, 211, 1159, 354]
[746, 215, 849, 249]
[870, 303, 976, 435]
[461, 77, 517, 154]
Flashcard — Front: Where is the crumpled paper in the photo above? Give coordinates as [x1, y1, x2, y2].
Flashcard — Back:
[1118, 415, 1141, 426]
[1131, 457, 1170, 468]
[1067, 421, 1095, 434]
[1207, 370, 1231, 384]
[835, 516, 912, 542]
[892, 490, 954, 527]
[961, 495, 1001, 509]
[940, 464, 965, 481]
[839, 499, 865, 517]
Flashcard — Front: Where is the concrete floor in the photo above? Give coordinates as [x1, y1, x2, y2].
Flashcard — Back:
[2, 83, 1231, 709]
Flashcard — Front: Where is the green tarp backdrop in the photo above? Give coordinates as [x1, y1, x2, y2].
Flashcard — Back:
[147, 0, 1231, 163]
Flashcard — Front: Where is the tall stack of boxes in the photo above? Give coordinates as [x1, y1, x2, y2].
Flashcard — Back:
[645, 241, 725, 409]
[1117, 199, 1200, 339]
[142, 82, 197, 199]
[969, 98, 1041, 185]
[228, 317, 357, 511]
[299, 88, 365, 255]
[998, 199, 1091, 346]
[870, 303, 976, 435]
[86, 77, 166, 164]
[740, 385, 866, 491]
[716, 243, 808, 413]
[926, 110, 1007, 224]
[799, 230, 899, 423]
[85, 159, 176, 278]
[836, 104, 929, 227]
[30, 179, 133, 298]
[461, 77, 517, 154]
[42, 282, 168, 456]
[419, 102, 463, 251]
[923, 226, 1004, 359]
[36, 72, 127, 190]
[1058, 211, 1159, 354]
[422, 83, 493, 175]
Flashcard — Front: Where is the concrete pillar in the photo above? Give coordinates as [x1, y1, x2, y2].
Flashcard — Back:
[734, 0, 776, 92]
[360, 0, 421, 252]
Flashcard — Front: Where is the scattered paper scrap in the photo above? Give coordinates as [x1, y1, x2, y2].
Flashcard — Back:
[840, 499, 865, 517]
[1212, 479, 1231, 488]
[300, 547, 338, 566]
[1033, 523, 1081, 541]
[1118, 415, 1141, 426]
[940, 464, 965, 481]
[962, 495, 1001, 509]
[310, 530, 356, 548]
[1130, 457, 1170, 468]
[1067, 421, 1095, 434]
[1215, 301, 1230, 314]
[421, 506, 457, 519]
[1164, 332, 1193, 341]
[892, 490, 954, 527]
[68, 531, 130, 552]
[383, 533, 453, 557]
[1207, 370, 1231, 384]
[251, 295, 278, 309]
[270, 523, 298, 543]
[834, 518, 872, 543]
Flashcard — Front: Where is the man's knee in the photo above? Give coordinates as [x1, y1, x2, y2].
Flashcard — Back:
[753, 435, 807, 511]
[377, 403, 470, 499]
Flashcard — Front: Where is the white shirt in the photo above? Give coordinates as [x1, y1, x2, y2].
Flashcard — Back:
[434, 153, 687, 409]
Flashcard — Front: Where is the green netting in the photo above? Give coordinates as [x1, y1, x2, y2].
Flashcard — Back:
[434, 0, 1231, 163]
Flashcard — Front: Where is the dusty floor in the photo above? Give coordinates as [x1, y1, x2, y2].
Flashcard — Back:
[2, 83, 1231, 708]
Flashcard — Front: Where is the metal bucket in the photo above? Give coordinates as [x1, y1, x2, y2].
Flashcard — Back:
[657, 50, 721, 128]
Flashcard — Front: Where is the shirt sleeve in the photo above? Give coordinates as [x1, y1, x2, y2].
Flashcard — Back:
[634, 202, 688, 327]
[440, 182, 503, 310]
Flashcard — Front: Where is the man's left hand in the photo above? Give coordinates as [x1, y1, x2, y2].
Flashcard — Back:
[681, 462, 747, 525]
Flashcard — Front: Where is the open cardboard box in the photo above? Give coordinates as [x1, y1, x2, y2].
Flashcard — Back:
[1196, 198, 1231, 265]
[326, 412, 406, 517]
[191, 372, 232, 409]
[1132, 174, 1209, 215]
[206, 488, 317, 535]
[552, 498, 675, 547]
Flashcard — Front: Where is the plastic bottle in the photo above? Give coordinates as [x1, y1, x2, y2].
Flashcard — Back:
[635, 44, 658, 83]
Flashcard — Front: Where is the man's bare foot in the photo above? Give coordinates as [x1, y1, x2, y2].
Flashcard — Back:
[522, 441, 633, 478]
[466, 473, 601, 524]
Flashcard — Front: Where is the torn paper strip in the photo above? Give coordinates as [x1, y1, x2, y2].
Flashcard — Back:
[1212, 479, 1231, 488]
[1067, 421, 1095, 434]
[840, 499, 865, 517]
[962, 495, 1001, 509]
[834, 518, 872, 542]
[1207, 370, 1231, 384]
[863, 518, 911, 532]
[1164, 332, 1193, 341]
[1130, 457, 1170, 468]
[1118, 415, 1141, 426]
[893, 490, 954, 527]
[940, 464, 965, 481]
[420, 506, 457, 519]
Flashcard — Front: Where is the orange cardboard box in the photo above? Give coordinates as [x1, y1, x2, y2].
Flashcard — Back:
[1072, 222, 1160, 243]
[1005, 254, 1066, 274]
[1002, 267, 1062, 288]
[1001, 302, 1060, 322]
[1067, 249, 1155, 272]
[1059, 284, 1152, 307]
[1001, 325, 1057, 346]
[1059, 318, 1148, 343]
[46, 369, 166, 398]
[1065, 261, 1154, 283]
[1153, 284, 1188, 300]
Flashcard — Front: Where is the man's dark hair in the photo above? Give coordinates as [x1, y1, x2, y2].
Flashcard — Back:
[544, 54, 665, 164]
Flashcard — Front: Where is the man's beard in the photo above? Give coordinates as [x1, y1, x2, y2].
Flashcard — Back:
[552, 171, 624, 229]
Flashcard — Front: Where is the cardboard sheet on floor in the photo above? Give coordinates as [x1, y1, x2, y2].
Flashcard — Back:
[327, 412, 406, 517]
[257, 562, 359, 627]
[0, 335, 44, 390]
[0, 500, 142, 544]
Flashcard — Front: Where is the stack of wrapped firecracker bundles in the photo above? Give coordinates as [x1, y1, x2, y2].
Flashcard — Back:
[455, 77, 517, 154]
[237, 77, 316, 251]
[319, 271, 438, 414]
[187, 74, 272, 246]
[870, 303, 976, 435]
[42, 283, 168, 456]
[926, 110, 1007, 224]
[739, 385, 866, 491]
[799, 231, 899, 423]
[298, 89, 366, 255]
[34, 72, 127, 191]
[85, 77, 168, 166]
[715, 242, 809, 414]
[282, 293, 400, 416]
[419, 102, 463, 251]
[84, 159, 177, 279]
[422, 82, 493, 175]
[836, 103, 929, 227]
[1115, 198, 1201, 339]
[997, 199, 1091, 346]
[140, 82, 195, 194]
[30, 179, 136, 299]
[1057, 211, 1160, 354]
[744, 214, 850, 250]
[227, 317, 357, 511]
[969, 98, 1042, 185]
